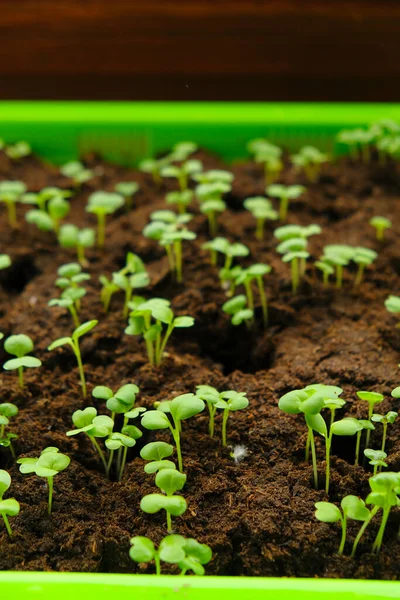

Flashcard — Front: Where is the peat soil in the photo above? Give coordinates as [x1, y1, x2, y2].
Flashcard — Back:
[0, 148, 399, 579]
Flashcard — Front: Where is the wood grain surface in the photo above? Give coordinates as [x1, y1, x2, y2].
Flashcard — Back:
[0, 1, 399, 100]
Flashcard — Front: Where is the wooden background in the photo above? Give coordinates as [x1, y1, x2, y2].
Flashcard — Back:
[1, 0, 400, 101]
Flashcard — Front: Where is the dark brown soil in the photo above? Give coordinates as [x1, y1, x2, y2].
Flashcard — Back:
[0, 148, 399, 579]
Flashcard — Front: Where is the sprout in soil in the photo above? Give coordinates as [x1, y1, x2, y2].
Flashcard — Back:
[222, 294, 254, 328]
[86, 191, 124, 248]
[218, 239, 250, 271]
[0, 254, 11, 270]
[0, 470, 20, 537]
[56, 262, 90, 294]
[171, 141, 198, 161]
[112, 252, 150, 318]
[48, 320, 98, 398]
[371, 411, 398, 453]
[267, 184, 306, 221]
[23, 188, 72, 234]
[243, 197, 278, 240]
[166, 190, 194, 215]
[364, 449, 388, 476]
[315, 260, 335, 287]
[274, 223, 322, 243]
[3, 334, 42, 388]
[325, 417, 364, 493]
[50, 262, 90, 325]
[354, 420, 375, 466]
[279, 388, 325, 489]
[277, 237, 309, 294]
[58, 224, 95, 266]
[140, 468, 187, 532]
[291, 146, 328, 182]
[351, 472, 400, 556]
[353, 247, 378, 286]
[143, 211, 196, 283]
[160, 159, 202, 191]
[129, 534, 212, 576]
[0, 181, 27, 228]
[213, 391, 249, 447]
[61, 161, 94, 188]
[99, 275, 120, 313]
[193, 169, 234, 185]
[319, 245, 354, 288]
[114, 181, 140, 210]
[92, 383, 143, 480]
[141, 393, 205, 472]
[49, 290, 84, 328]
[200, 198, 226, 237]
[17, 447, 70, 514]
[125, 298, 194, 366]
[195, 182, 231, 236]
[140, 441, 176, 474]
[247, 139, 283, 185]
[235, 263, 271, 326]
[5, 141, 31, 160]
[356, 391, 384, 449]
[139, 156, 171, 187]
[314, 495, 370, 555]
[196, 385, 221, 438]
[67, 407, 114, 475]
[369, 216, 392, 242]
[384, 295, 400, 327]
[0, 403, 18, 459]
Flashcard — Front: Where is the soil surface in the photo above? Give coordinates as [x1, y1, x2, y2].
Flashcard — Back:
[0, 148, 399, 579]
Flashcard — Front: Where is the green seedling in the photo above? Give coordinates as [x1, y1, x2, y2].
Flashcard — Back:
[61, 161, 94, 187]
[99, 275, 120, 313]
[48, 320, 98, 398]
[0, 254, 11, 270]
[356, 391, 384, 449]
[385, 295, 400, 328]
[140, 442, 175, 474]
[315, 495, 370, 555]
[143, 211, 196, 282]
[371, 411, 398, 453]
[337, 129, 360, 160]
[139, 156, 171, 187]
[354, 420, 375, 466]
[291, 146, 328, 182]
[6, 141, 31, 160]
[166, 190, 194, 214]
[92, 383, 143, 479]
[141, 393, 205, 472]
[319, 245, 354, 288]
[129, 534, 212, 575]
[244, 197, 278, 240]
[58, 224, 95, 266]
[274, 223, 322, 243]
[0, 181, 27, 227]
[196, 385, 221, 438]
[23, 188, 71, 234]
[0, 403, 18, 459]
[267, 184, 306, 221]
[323, 418, 364, 493]
[364, 449, 388, 476]
[171, 141, 198, 161]
[277, 237, 309, 294]
[22, 186, 71, 211]
[113, 252, 150, 318]
[0, 470, 20, 536]
[214, 391, 248, 447]
[86, 191, 124, 248]
[67, 407, 113, 475]
[56, 262, 90, 292]
[47, 195, 71, 233]
[222, 295, 254, 328]
[200, 198, 226, 237]
[195, 182, 230, 236]
[114, 181, 140, 210]
[160, 160, 202, 191]
[369, 216, 392, 242]
[235, 264, 271, 326]
[219, 265, 243, 297]
[247, 139, 283, 185]
[193, 169, 234, 185]
[351, 472, 400, 556]
[18, 447, 70, 514]
[126, 297, 194, 366]
[218, 238, 249, 271]
[3, 334, 42, 388]
[49, 288, 85, 328]
[315, 260, 335, 287]
[140, 468, 187, 532]
[353, 247, 377, 286]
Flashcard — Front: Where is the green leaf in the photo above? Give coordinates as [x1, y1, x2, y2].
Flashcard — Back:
[331, 418, 363, 436]
[144, 460, 176, 474]
[305, 413, 327, 437]
[140, 441, 174, 462]
[341, 495, 370, 521]
[129, 536, 155, 563]
[314, 501, 342, 523]
[0, 498, 20, 516]
[140, 494, 187, 516]
[159, 535, 186, 563]
[141, 410, 171, 430]
[92, 386, 113, 400]
[48, 337, 72, 351]
[0, 470, 11, 497]
[4, 334, 33, 358]
[155, 468, 186, 495]
[72, 320, 98, 340]
[278, 390, 308, 415]
[173, 316, 195, 328]
[170, 394, 205, 422]
[356, 391, 384, 405]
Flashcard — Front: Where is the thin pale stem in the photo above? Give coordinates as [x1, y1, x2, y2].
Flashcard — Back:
[172, 424, 183, 473]
[308, 426, 318, 489]
[154, 554, 161, 575]
[157, 323, 174, 366]
[381, 422, 388, 453]
[351, 506, 379, 557]
[174, 240, 183, 283]
[255, 218, 264, 241]
[338, 515, 347, 555]
[305, 427, 311, 462]
[69, 304, 80, 328]
[291, 257, 299, 294]
[257, 276, 268, 327]
[18, 366, 24, 389]
[166, 510, 172, 533]
[91, 436, 108, 475]
[355, 430, 361, 466]
[118, 446, 128, 481]
[336, 265, 343, 289]
[279, 196, 289, 221]
[208, 403, 215, 437]
[222, 409, 229, 447]
[2, 512, 12, 537]
[208, 213, 217, 237]
[7, 201, 17, 228]
[123, 285, 133, 319]
[73, 342, 87, 398]
[97, 212, 106, 248]
[106, 448, 115, 475]
[325, 434, 331, 494]
[373, 505, 391, 553]
[48, 476, 54, 514]
[354, 264, 365, 287]
[77, 244, 86, 266]
[165, 244, 175, 273]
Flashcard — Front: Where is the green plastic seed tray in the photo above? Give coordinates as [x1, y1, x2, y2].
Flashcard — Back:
[1, 101, 400, 599]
